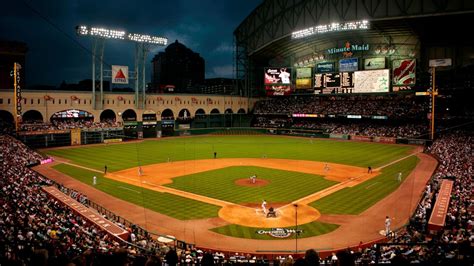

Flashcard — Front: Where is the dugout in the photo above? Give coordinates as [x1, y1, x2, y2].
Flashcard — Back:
[18, 131, 71, 148]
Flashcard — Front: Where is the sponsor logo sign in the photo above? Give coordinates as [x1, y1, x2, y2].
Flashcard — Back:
[316, 62, 335, 73]
[339, 58, 359, 72]
[295, 67, 312, 89]
[112, 65, 129, 84]
[429, 58, 452, 67]
[392, 59, 416, 85]
[256, 228, 302, 238]
[327, 42, 369, 56]
[364, 58, 385, 70]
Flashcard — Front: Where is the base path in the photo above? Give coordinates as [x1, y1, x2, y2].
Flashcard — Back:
[105, 158, 378, 227]
[35, 152, 436, 254]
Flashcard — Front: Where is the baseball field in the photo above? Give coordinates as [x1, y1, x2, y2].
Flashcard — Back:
[39, 135, 436, 252]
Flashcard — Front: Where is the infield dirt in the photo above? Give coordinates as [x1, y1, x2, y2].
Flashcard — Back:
[36, 148, 437, 253]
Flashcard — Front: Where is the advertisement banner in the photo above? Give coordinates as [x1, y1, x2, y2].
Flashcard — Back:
[104, 138, 123, 143]
[265, 85, 292, 96]
[330, 133, 349, 140]
[295, 67, 312, 89]
[316, 62, 335, 73]
[264, 67, 292, 85]
[339, 58, 358, 72]
[364, 58, 385, 70]
[392, 59, 416, 86]
[373, 137, 396, 143]
[112, 65, 129, 84]
[296, 79, 312, 88]
[350, 135, 372, 142]
[296, 67, 312, 78]
[354, 69, 390, 93]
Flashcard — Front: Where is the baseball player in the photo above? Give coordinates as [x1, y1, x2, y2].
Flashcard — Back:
[324, 163, 330, 172]
[251, 174, 257, 184]
[261, 200, 267, 215]
[385, 216, 391, 237]
[93, 176, 97, 186]
[397, 172, 402, 182]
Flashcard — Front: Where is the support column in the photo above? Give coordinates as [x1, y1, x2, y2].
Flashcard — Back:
[92, 39, 96, 109]
[99, 39, 105, 110]
[142, 45, 147, 109]
[134, 44, 140, 109]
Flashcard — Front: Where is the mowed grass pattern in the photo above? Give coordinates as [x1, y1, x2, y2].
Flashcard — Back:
[165, 166, 337, 204]
[53, 164, 220, 220]
[211, 221, 339, 240]
[311, 156, 419, 215]
[44, 136, 413, 172]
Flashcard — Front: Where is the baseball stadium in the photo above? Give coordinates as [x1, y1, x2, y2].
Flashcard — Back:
[1, 0, 473, 265]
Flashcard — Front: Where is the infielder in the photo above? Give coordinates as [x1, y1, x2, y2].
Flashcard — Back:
[261, 200, 267, 215]
[93, 176, 97, 186]
[324, 163, 330, 172]
[397, 172, 402, 182]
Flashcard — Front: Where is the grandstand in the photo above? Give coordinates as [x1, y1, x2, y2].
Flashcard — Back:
[1, 0, 473, 265]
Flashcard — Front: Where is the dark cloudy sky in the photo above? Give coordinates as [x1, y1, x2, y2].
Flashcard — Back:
[0, 0, 260, 87]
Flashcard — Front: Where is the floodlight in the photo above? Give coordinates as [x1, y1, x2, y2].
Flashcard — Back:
[291, 20, 370, 39]
[76, 25, 167, 45]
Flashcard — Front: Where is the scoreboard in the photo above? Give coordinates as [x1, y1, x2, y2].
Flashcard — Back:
[341, 72, 354, 88]
[314, 72, 353, 88]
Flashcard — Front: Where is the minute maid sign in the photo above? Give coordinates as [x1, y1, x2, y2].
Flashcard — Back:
[327, 42, 369, 57]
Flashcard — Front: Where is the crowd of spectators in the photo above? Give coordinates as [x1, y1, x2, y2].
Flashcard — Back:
[254, 94, 428, 119]
[1, 126, 472, 265]
[0, 135, 169, 265]
[253, 116, 428, 138]
[352, 130, 473, 264]
[19, 119, 122, 132]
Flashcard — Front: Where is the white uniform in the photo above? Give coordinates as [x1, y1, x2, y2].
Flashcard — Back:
[251, 175, 256, 183]
[93, 176, 97, 186]
[385, 217, 391, 236]
[397, 172, 402, 182]
[261, 200, 267, 214]
[279, 70, 290, 84]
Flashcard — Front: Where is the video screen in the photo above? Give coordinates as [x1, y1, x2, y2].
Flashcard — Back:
[296, 67, 312, 89]
[264, 67, 292, 85]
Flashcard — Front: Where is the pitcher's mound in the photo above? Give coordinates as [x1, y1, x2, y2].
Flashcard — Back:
[235, 178, 270, 187]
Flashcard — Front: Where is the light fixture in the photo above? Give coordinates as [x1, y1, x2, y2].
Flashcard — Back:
[76, 25, 167, 45]
[388, 46, 396, 55]
[375, 46, 381, 54]
[291, 20, 369, 39]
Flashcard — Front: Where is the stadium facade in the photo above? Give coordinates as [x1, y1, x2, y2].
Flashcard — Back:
[234, 0, 474, 97]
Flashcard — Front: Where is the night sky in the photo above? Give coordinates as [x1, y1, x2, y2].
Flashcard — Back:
[0, 0, 260, 87]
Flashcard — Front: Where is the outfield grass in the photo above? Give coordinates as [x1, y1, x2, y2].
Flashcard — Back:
[310, 156, 419, 215]
[211, 221, 339, 240]
[53, 164, 220, 220]
[44, 136, 413, 172]
[165, 166, 337, 204]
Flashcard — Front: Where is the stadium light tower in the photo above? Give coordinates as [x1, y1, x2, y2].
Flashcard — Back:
[76, 25, 167, 110]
